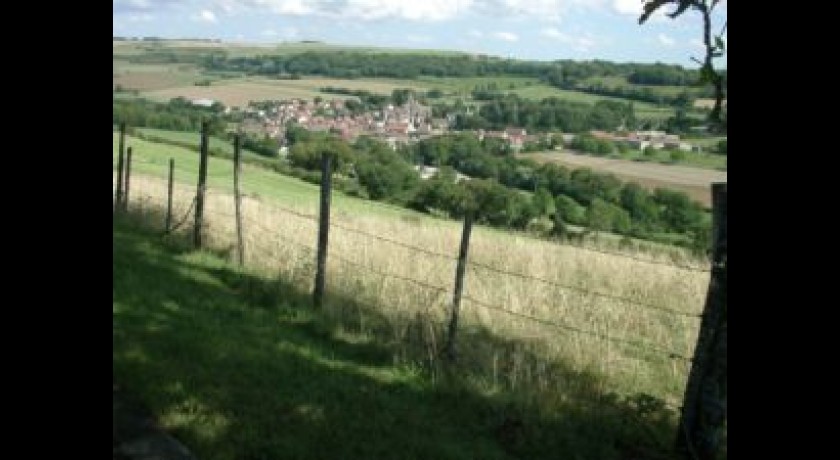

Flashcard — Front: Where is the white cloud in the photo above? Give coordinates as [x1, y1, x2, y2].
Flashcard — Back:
[613, 0, 673, 22]
[689, 38, 704, 49]
[468, 29, 484, 38]
[657, 33, 675, 46]
[540, 28, 597, 52]
[261, 29, 277, 37]
[541, 27, 563, 39]
[340, 0, 475, 21]
[128, 13, 155, 22]
[612, 0, 639, 16]
[114, 0, 180, 14]
[484, 0, 564, 22]
[129, 0, 151, 8]
[493, 31, 519, 42]
[262, 0, 312, 15]
[206, 0, 571, 22]
[215, 0, 472, 21]
[195, 9, 218, 23]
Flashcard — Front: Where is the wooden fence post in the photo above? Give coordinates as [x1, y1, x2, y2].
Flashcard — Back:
[165, 158, 174, 233]
[445, 212, 474, 361]
[115, 122, 126, 211]
[194, 121, 209, 249]
[123, 147, 132, 211]
[233, 133, 245, 266]
[676, 182, 727, 460]
[313, 151, 332, 308]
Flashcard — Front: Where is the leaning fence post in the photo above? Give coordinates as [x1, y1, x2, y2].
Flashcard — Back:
[675, 182, 727, 460]
[165, 158, 174, 232]
[233, 133, 245, 266]
[115, 122, 126, 211]
[445, 212, 474, 361]
[313, 151, 332, 308]
[123, 146, 132, 212]
[194, 121, 209, 249]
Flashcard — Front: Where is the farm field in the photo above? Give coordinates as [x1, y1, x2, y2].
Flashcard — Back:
[582, 75, 698, 97]
[139, 76, 434, 107]
[511, 85, 676, 121]
[114, 41, 685, 120]
[611, 147, 726, 170]
[520, 150, 727, 207]
[113, 60, 209, 91]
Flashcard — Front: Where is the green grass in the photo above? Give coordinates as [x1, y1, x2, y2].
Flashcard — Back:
[681, 135, 726, 150]
[133, 128, 265, 158]
[415, 76, 543, 93]
[614, 148, 727, 170]
[113, 213, 682, 460]
[626, 147, 726, 169]
[510, 85, 675, 121]
[113, 132, 432, 219]
[582, 76, 699, 98]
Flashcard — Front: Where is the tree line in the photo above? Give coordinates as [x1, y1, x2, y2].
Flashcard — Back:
[113, 97, 227, 135]
[284, 128, 709, 251]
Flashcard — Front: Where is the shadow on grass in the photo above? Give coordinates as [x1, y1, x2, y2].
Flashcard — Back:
[113, 208, 684, 460]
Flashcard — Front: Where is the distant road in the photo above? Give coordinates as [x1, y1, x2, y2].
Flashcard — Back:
[519, 150, 727, 208]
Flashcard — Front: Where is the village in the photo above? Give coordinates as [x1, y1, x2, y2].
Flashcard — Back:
[216, 96, 702, 158]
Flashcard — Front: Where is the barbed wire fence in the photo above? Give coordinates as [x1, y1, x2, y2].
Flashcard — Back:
[113, 123, 726, 459]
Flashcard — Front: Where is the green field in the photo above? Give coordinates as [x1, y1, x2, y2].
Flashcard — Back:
[510, 85, 675, 121]
[114, 41, 685, 119]
[416, 75, 542, 92]
[614, 148, 727, 170]
[133, 127, 271, 161]
[113, 132, 431, 219]
[582, 75, 697, 97]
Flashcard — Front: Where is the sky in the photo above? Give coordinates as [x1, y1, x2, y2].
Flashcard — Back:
[113, 0, 727, 67]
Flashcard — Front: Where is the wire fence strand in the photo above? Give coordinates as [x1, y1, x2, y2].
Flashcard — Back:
[467, 260, 701, 319]
[553, 240, 711, 273]
[165, 194, 198, 234]
[461, 294, 693, 362]
[329, 220, 457, 261]
[117, 171, 699, 363]
[330, 251, 451, 294]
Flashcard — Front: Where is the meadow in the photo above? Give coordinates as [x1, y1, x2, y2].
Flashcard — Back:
[115, 132, 709, 408]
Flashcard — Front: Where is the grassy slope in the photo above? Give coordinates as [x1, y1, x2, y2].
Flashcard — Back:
[113, 132, 440, 220]
[113, 216, 508, 460]
[114, 214, 679, 460]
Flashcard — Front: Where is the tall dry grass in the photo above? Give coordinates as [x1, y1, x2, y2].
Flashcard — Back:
[117, 173, 710, 410]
